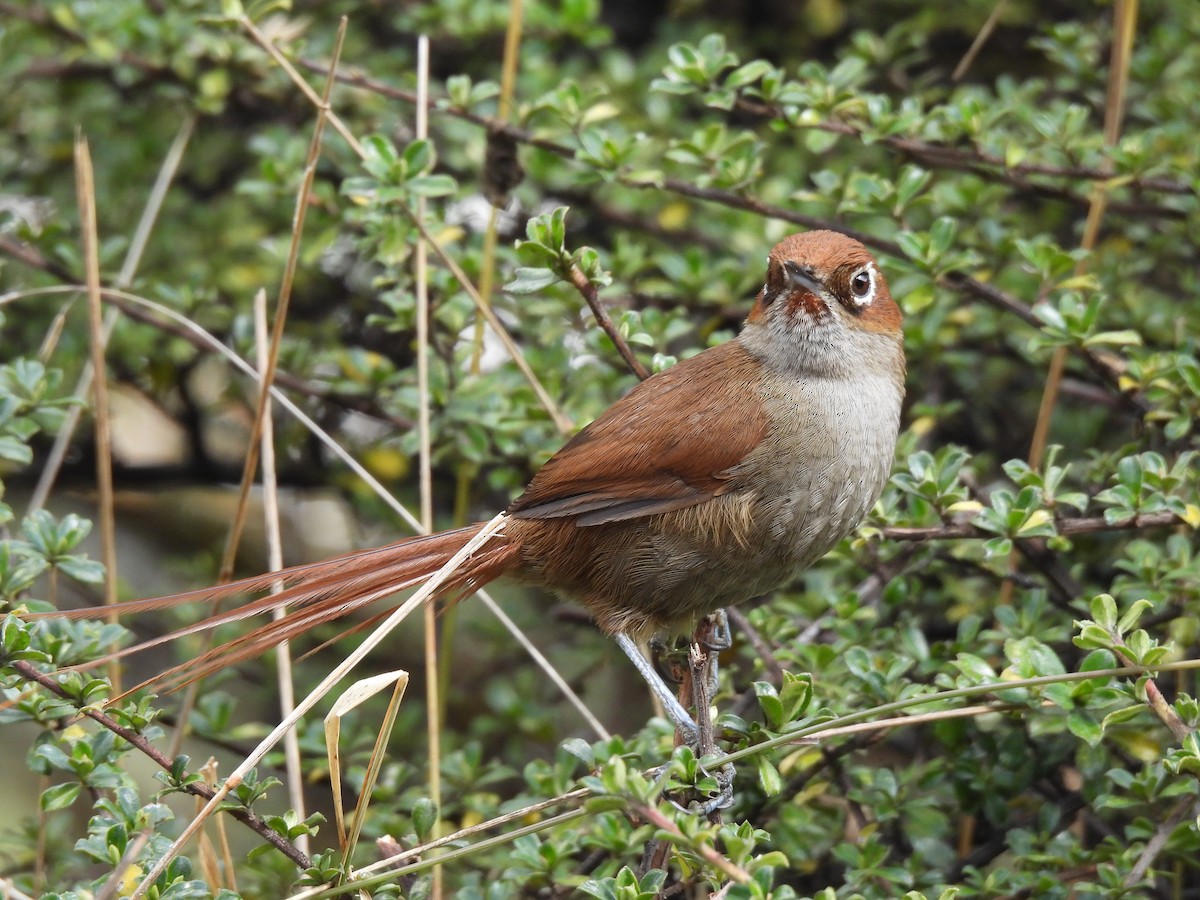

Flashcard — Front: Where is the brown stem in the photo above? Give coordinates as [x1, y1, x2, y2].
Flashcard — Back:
[1109, 644, 1192, 744]
[564, 264, 651, 381]
[9, 661, 312, 870]
[630, 801, 750, 885]
[882, 509, 1184, 542]
[732, 96, 1190, 196]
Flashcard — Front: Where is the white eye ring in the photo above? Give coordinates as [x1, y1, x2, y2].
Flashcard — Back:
[848, 265, 876, 307]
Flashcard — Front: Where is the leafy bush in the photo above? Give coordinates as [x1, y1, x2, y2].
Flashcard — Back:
[1, 0, 1199, 897]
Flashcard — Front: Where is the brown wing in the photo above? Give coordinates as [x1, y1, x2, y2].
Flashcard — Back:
[508, 341, 766, 526]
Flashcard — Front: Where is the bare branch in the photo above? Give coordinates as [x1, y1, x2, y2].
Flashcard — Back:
[564, 264, 651, 380]
[882, 510, 1184, 542]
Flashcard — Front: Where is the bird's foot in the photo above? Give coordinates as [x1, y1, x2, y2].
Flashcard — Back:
[695, 608, 731, 652]
[661, 752, 735, 818]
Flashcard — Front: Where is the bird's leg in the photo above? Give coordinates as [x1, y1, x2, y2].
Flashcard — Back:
[615, 617, 735, 817]
[614, 632, 698, 742]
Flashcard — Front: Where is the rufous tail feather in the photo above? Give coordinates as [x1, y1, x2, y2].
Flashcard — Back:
[28, 523, 520, 695]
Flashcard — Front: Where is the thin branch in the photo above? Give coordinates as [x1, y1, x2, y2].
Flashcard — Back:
[1135, 670, 1191, 742]
[9, 661, 311, 870]
[1109, 622, 1191, 744]
[630, 801, 751, 885]
[881, 509, 1184, 542]
[725, 607, 785, 686]
[731, 97, 1190, 197]
[565, 264, 650, 380]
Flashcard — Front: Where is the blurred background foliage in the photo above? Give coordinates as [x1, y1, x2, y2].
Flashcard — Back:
[1, 0, 1199, 896]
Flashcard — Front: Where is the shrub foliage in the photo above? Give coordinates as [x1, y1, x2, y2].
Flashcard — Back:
[1, 0, 1199, 897]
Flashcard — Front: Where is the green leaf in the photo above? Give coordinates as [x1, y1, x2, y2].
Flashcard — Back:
[1005, 637, 1065, 678]
[40, 781, 82, 812]
[1117, 599, 1153, 634]
[725, 60, 774, 88]
[778, 671, 813, 724]
[505, 267, 560, 294]
[560, 738, 594, 770]
[804, 130, 839, 154]
[754, 681, 783, 730]
[402, 139, 434, 174]
[756, 755, 783, 796]
[1067, 711, 1103, 746]
[1090, 594, 1119, 630]
[411, 797, 437, 842]
[405, 174, 457, 197]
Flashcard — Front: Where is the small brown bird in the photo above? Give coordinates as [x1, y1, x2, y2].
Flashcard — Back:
[57, 230, 905, 701]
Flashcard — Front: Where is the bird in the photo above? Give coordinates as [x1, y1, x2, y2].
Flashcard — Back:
[46, 230, 905, 719]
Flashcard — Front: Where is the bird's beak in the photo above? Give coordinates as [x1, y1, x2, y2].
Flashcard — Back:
[784, 260, 823, 296]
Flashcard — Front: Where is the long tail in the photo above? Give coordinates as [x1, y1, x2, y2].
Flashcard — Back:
[31, 521, 521, 693]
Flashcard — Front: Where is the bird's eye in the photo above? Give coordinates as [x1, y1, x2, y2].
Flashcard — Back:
[851, 269, 872, 297]
[847, 266, 875, 307]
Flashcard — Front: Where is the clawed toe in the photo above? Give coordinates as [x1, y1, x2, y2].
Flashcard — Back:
[664, 759, 735, 817]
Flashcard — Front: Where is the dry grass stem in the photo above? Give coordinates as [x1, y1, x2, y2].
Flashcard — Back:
[324, 670, 410, 857]
[289, 807, 592, 900]
[407, 213, 575, 434]
[1016, 0, 1139, 613]
[718, 657, 1200, 768]
[412, 34, 445, 897]
[468, 0, 524, 371]
[952, 0, 1010, 81]
[255, 287, 310, 855]
[74, 135, 120, 692]
[93, 831, 150, 900]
